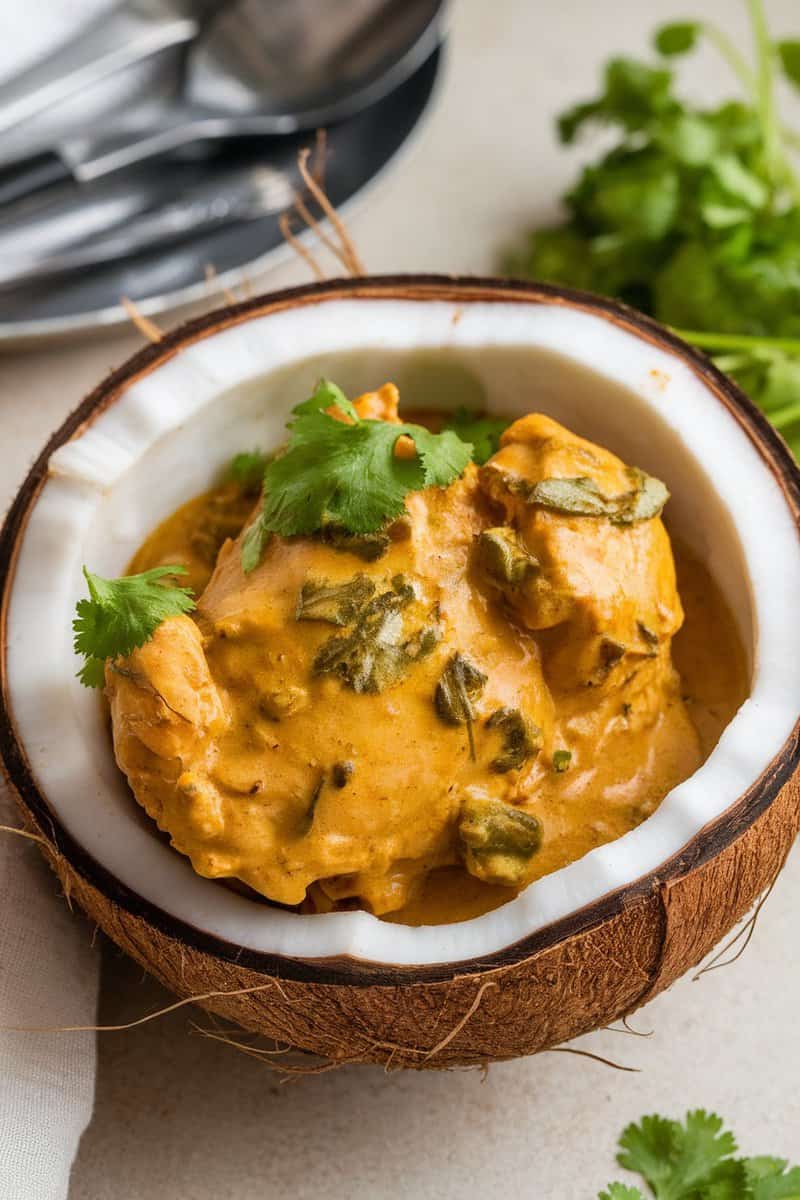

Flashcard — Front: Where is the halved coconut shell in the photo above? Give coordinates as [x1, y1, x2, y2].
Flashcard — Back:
[2, 276, 799, 1068]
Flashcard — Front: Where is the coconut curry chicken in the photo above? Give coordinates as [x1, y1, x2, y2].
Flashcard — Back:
[76, 381, 748, 925]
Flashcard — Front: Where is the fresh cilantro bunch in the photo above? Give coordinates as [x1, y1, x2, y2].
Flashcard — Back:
[241, 379, 474, 572]
[505, 0, 800, 459]
[73, 565, 195, 687]
[600, 1110, 800, 1199]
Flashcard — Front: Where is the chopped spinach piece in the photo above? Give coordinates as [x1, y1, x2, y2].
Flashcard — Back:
[313, 576, 439, 694]
[591, 637, 627, 684]
[476, 527, 539, 587]
[316, 523, 392, 562]
[296, 575, 376, 625]
[511, 468, 668, 525]
[553, 749, 572, 772]
[459, 796, 542, 886]
[486, 707, 543, 773]
[434, 653, 488, 760]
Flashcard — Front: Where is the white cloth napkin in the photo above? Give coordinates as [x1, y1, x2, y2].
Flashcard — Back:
[0, 7, 112, 1196]
[0, 781, 98, 1200]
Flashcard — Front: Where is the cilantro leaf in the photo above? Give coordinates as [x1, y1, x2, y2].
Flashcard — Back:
[291, 377, 359, 422]
[412, 424, 476, 485]
[558, 58, 676, 144]
[654, 112, 719, 167]
[240, 516, 270, 575]
[73, 564, 195, 688]
[617, 1114, 684, 1198]
[746, 1158, 800, 1199]
[709, 154, 768, 210]
[442, 408, 510, 464]
[701, 1160, 751, 1198]
[618, 1110, 737, 1200]
[599, 1186, 646, 1200]
[604, 1109, 800, 1200]
[259, 413, 421, 536]
[77, 656, 108, 690]
[597, 1185, 647, 1195]
[654, 22, 700, 57]
[242, 380, 473, 571]
[596, 57, 675, 128]
[571, 155, 681, 240]
[777, 40, 800, 90]
[747, 1157, 792, 1183]
[227, 449, 270, 492]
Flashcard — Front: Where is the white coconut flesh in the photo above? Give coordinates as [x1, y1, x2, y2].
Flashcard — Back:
[6, 295, 800, 968]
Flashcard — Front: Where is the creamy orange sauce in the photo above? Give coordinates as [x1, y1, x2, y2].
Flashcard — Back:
[112, 388, 748, 925]
[390, 546, 747, 925]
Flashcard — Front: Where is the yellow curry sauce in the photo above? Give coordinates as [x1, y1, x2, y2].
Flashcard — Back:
[110, 386, 748, 925]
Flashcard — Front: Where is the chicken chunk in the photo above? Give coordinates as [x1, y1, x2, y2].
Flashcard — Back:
[107, 403, 701, 916]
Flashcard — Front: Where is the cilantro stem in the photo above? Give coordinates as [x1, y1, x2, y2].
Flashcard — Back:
[748, 0, 784, 185]
[710, 353, 754, 372]
[762, 399, 800, 429]
[701, 21, 757, 95]
[677, 14, 800, 179]
[707, 2, 798, 191]
[783, 125, 800, 153]
[675, 329, 800, 354]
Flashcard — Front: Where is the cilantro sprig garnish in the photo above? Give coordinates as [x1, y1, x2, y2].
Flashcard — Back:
[600, 1109, 800, 1199]
[506, 0, 800, 460]
[240, 379, 474, 572]
[73, 565, 195, 688]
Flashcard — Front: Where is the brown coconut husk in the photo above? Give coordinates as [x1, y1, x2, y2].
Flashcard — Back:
[0, 808, 645, 1073]
[3, 736, 796, 1068]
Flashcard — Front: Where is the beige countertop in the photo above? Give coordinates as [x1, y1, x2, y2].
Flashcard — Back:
[0, 1, 797, 1196]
